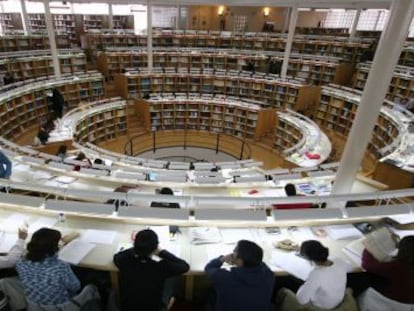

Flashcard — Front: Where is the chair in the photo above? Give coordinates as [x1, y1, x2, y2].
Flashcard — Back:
[357, 287, 414, 311]
[276, 288, 358, 311]
[0, 277, 26, 311]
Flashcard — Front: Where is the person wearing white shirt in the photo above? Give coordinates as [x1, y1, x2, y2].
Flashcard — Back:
[0, 228, 28, 269]
[276, 240, 353, 311]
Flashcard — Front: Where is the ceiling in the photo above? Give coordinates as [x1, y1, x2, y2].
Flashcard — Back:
[38, 0, 393, 9]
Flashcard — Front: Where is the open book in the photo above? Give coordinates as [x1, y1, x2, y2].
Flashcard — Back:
[363, 227, 397, 262]
[343, 227, 397, 265]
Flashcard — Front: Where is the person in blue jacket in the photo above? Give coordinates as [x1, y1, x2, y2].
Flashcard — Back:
[204, 239, 274, 311]
[0, 150, 12, 179]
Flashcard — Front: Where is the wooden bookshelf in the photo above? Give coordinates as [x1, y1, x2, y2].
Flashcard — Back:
[82, 15, 103, 32]
[114, 71, 318, 112]
[138, 98, 275, 141]
[0, 50, 87, 82]
[295, 27, 349, 36]
[0, 72, 105, 140]
[97, 49, 353, 86]
[353, 62, 414, 103]
[314, 85, 401, 159]
[398, 46, 414, 67]
[75, 102, 127, 144]
[83, 31, 372, 63]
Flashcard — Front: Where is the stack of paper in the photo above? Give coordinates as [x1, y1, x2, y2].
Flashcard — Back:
[188, 227, 222, 245]
[270, 250, 313, 281]
[325, 224, 364, 240]
[342, 237, 365, 267]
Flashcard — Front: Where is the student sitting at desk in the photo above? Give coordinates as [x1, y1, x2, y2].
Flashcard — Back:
[358, 235, 414, 310]
[16, 228, 98, 309]
[151, 187, 180, 235]
[273, 183, 313, 209]
[276, 240, 352, 311]
[55, 145, 67, 162]
[204, 240, 274, 311]
[113, 229, 189, 311]
[73, 152, 92, 171]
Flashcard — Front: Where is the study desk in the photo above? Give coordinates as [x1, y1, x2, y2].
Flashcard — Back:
[1, 202, 413, 301]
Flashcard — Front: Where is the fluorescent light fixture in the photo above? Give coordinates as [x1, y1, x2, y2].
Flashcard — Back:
[330, 9, 346, 12]
[298, 8, 312, 11]
[315, 9, 330, 12]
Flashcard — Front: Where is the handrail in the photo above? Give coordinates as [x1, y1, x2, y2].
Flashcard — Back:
[124, 130, 251, 161]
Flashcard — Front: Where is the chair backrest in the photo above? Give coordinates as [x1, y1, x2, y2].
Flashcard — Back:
[358, 287, 414, 311]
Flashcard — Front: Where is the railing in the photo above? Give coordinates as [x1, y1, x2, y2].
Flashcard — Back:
[124, 130, 251, 160]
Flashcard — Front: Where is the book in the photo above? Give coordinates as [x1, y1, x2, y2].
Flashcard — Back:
[58, 240, 95, 265]
[363, 228, 397, 262]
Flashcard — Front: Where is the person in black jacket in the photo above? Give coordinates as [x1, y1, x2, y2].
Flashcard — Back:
[51, 88, 65, 118]
[113, 229, 189, 311]
[204, 240, 274, 311]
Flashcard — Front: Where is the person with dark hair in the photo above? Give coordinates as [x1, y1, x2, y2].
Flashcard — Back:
[204, 239, 274, 311]
[3, 72, 14, 85]
[151, 187, 180, 235]
[358, 235, 414, 309]
[0, 151, 12, 179]
[273, 183, 313, 209]
[113, 229, 189, 311]
[55, 145, 67, 161]
[73, 152, 92, 171]
[16, 228, 80, 305]
[51, 88, 65, 119]
[276, 240, 349, 310]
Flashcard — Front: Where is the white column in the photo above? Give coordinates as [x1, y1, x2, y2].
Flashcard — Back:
[331, 0, 414, 195]
[349, 9, 361, 40]
[108, 3, 114, 31]
[176, 5, 181, 29]
[20, 0, 30, 35]
[43, 0, 61, 78]
[147, 0, 153, 72]
[281, 6, 297, 78]
[281, 7, 290, 34]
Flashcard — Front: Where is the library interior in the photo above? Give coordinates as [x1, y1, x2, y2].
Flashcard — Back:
[0, 0, 413, 310]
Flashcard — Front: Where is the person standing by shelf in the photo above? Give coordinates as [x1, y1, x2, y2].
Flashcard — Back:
[204, 239, 274, 311]
[51, 88, 65, 119]
[113, 229, 189, 311]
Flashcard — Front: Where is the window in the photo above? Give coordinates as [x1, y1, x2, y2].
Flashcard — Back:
[233, 15, 247, 32]
[324, 10, 356, 29]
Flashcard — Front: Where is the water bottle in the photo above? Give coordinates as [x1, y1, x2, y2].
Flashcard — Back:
[58, 212, 66, 224]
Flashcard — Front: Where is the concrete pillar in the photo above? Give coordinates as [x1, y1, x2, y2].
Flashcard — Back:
[108, 3, 114, 31]
[43, 0, 61, 78]
[281, 6, 298, 78]
[349, 9, 361, 40]
[331, 0, 414, 195]
[20, 0, 30, 35]
[147, 0, 153, 72]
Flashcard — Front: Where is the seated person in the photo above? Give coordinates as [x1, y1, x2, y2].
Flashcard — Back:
[273, 183, 313, 209]
[359, 235, 414, 309]
[16, 228, 96, 307]
[73, 152, 92, 171]
[276, 240, 349, 310]
[113, 229, 189, 311]
[151, 187, 180, 234]
[204, 240, 274, 311]
[55, 145, 67, 161]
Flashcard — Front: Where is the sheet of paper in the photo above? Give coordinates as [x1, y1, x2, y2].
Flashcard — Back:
[342, 237, 365, 267]
[32, 171, 54, 180]
[58, 240, 95, 265]
[325, 224, 363, 240]
[1, 214, 30, 231]
[220, 228, 254, 244]
[388, 227, 414, 239]
[149, 226, 170, 244]
[81, 229, 116, 245]
[270, 250, 313, 281]
[55, 176, 77, 184]
[206, 244, 234, 260]
[0, 233, 18, 253]
[188, 227, 222, 245]
[29, 217, 58, 233]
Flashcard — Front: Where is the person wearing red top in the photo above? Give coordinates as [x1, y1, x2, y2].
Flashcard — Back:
[360, 236, 414, 306]
[273, 183, 313, 209]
